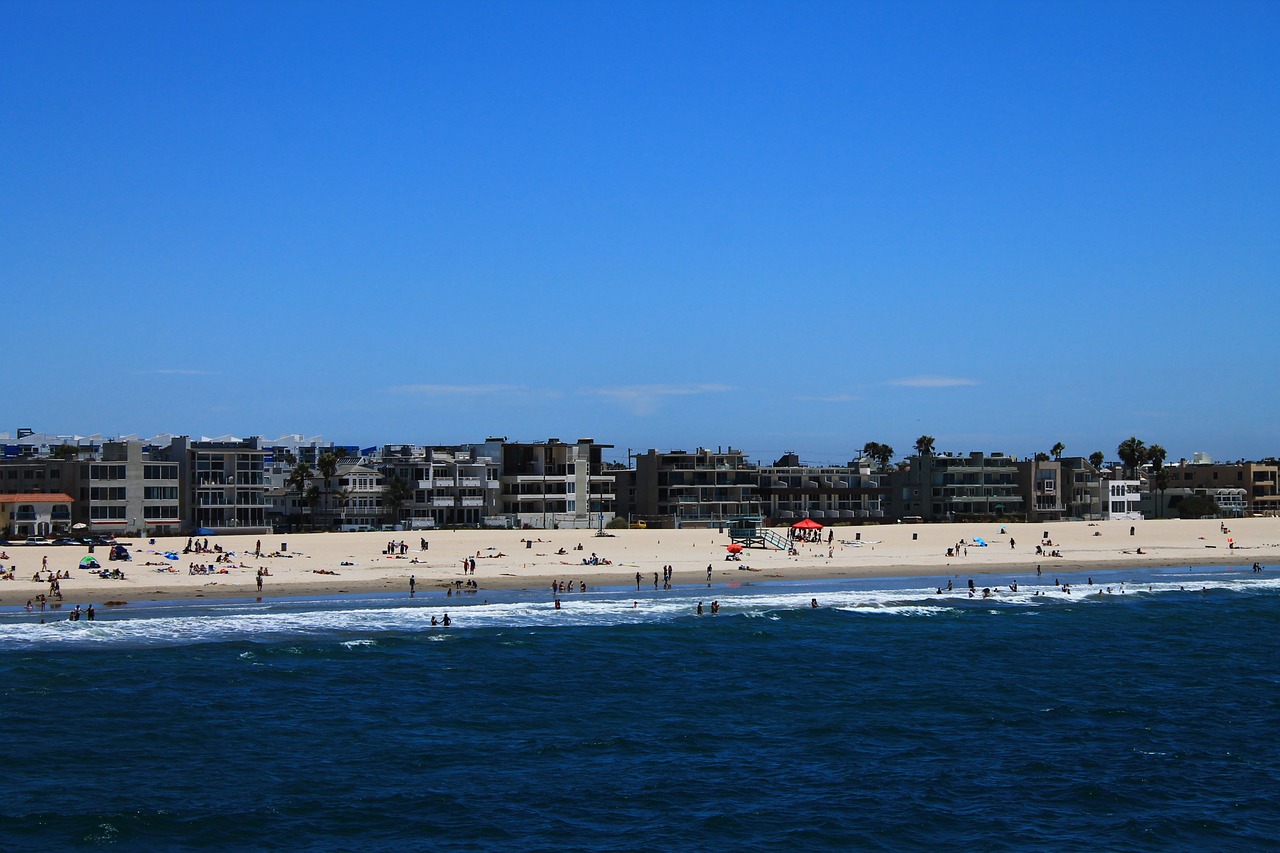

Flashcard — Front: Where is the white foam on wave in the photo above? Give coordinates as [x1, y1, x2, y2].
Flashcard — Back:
[2, 572, 1278, 649]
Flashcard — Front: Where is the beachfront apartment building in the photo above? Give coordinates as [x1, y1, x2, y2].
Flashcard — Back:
[0, 492, 74, 538]
[498, 439, 615, 529]
[168, 436, 270, 534]
[1162, 460, 1280, 517]
[1101, 479, 1143, 520]
[632, 447, 760, 528]
[1013, 456, 1106, 522]
[329, 461, 385, 530]
[755, 453, 887, 523]
[895, 451, 1024, 521]
[375, 442, 503, 529]
[1014, 458, 1065, 522]
[0, 455, 71, 499]
[74, 439, 183, 536]
[0, 437, 184, 537]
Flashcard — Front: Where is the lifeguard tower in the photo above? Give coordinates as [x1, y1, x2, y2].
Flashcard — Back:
[727, 516, 790, 550]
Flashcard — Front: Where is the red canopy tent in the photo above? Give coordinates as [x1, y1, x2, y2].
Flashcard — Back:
[791, 518, 823, 530]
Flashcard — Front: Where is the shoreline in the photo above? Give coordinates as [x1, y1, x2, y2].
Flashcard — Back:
[2, 518, 1276, 609]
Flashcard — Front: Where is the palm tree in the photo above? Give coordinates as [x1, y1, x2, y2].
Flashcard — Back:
[1147, 444, 1168, 517]
[331, 487, 352, 528]
[1147, 444, 1167, 470]
[1051, 442, 1065, 461]
[1117, 436, 1147, 478]
[862, 442, 895, 471]
[286, 461, 313, 532]
[316, 452, 342, 530]
[304, 484, 323, 529]
[1089, 451, 1105, 470]
[384, 473, 412, 526]
[914, 435, 935, 457]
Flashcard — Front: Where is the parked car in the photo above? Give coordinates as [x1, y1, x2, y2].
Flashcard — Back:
[23, 536, 51, 546]
[52, 537, 78, 546]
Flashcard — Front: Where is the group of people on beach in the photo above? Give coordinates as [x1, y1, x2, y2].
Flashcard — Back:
[188, 563, 230, 575]
[183, 538, 214, 554]
[788, 528, 832, 544]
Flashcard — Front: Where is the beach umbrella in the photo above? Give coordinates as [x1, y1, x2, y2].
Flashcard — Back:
[726, 543, 743, 554]
[79, 556, 100, 567]
[72, 523, 88, 530]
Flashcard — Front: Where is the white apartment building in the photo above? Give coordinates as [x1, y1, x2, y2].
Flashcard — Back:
[1102, 479, 1143, 521]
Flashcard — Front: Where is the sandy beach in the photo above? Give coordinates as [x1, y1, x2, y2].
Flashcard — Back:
[3, 517, 1278, 608]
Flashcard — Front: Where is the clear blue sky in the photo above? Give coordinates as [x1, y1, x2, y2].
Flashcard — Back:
[3, 1, 1277, 465]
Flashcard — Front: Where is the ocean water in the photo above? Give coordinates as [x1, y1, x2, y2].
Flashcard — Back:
[3, 566, 1279, 851]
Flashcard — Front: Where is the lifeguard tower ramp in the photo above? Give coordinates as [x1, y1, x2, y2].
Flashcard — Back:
[727, 516, 790, 550]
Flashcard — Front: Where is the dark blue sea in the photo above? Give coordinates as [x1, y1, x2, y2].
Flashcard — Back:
[3, 565, 1279, 851]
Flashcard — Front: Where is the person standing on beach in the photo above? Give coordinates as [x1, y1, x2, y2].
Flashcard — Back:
[256, 569, 263, 592]
[636, 571, 641, 590]
[409, 575, 416, 595]
[706, 564, 712, 582]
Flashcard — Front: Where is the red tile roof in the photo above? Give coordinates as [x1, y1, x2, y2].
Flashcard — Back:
[0, 493, 74, 503]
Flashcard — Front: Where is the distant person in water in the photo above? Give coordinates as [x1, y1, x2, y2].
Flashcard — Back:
[811, 598, 819, 608]
[441, 613, 451, 627]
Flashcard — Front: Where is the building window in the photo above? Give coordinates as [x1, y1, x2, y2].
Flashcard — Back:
[90, 487, 127, 501]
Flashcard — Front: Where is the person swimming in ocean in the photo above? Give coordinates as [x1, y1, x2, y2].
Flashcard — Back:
[441, 613, 451, 627]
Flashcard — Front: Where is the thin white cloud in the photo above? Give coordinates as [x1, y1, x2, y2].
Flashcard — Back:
[888, 376, 979, 388]
[587, 383, 732, 415]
